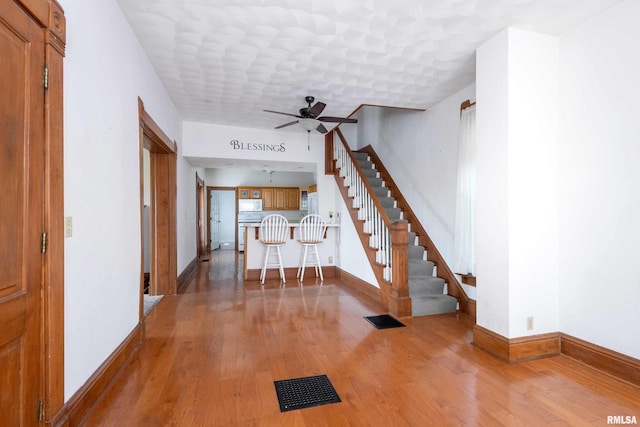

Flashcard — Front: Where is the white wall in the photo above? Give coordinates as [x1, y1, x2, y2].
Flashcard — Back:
[205, 168, 315, 188]
[475, 4, 640, 359]
[558, 0, 640, 358]
[476, 30, 511, 337]
[477, 28, 560, 338]
[364, 86, 476, 270]
[62, 0, 201, 400]
[334, 190, 378, 286]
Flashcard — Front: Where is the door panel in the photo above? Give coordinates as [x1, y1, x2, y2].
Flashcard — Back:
[0, 1, 45, 424]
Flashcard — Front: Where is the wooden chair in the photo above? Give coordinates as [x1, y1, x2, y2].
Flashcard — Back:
[296, 214, 327, 282]
[259, 214, 289, 285]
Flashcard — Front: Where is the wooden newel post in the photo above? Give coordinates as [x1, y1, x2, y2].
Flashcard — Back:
[389, 220, 412, 318]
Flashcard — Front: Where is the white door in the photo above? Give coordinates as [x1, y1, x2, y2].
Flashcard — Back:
[210, 191, 221, 250]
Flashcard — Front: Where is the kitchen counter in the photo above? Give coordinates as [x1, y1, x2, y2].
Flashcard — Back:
[241, 222, 339, 240]
[241, 223, 340, 281]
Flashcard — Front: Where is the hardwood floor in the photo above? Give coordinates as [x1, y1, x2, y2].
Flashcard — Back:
[82, 250, 640, 426]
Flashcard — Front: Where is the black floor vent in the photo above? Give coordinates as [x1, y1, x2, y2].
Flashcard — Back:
[274, 374, 341, 412]
[364, 314, 405, 329]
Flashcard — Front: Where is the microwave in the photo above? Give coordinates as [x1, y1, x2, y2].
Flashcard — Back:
[238, 199, 263, 212]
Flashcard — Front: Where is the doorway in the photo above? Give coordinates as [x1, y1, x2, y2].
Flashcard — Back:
[208, 187, 237, 251]
[196, 173, 209, 261]
[138, 98, 177, 314]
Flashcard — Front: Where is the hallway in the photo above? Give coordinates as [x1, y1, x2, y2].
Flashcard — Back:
[81, 251, 640, 426]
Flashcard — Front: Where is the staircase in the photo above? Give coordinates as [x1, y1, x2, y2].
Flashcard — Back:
[351, 151, 458, 316]
[330, 129, 469, 318]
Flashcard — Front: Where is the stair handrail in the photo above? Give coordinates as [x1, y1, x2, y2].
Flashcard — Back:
[334, 128, 396, 280]
[357, 144, 470, 314]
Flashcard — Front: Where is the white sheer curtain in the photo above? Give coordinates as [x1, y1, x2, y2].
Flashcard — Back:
[453, 104, 476, 275]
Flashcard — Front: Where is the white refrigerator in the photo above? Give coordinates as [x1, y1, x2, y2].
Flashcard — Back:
[307, 193, 318, 215]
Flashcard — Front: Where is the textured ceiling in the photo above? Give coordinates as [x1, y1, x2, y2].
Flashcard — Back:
[117, 0, 620, 133]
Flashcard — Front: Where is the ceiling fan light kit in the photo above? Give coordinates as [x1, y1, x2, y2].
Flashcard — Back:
[264, 96, 357, 135]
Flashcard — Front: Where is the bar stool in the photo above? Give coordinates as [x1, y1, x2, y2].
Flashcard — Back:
[297, 214, 327, 282]
[259, 214, 289, 285]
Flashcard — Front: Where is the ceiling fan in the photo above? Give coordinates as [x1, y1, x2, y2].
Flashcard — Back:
[264, 96, 357, 134]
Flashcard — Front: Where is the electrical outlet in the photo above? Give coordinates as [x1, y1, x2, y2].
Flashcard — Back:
[328, 211, 333, 219]
[64, 216, 73, 238]
[328, 256, 333, 263]
[526, 316, 534, 331]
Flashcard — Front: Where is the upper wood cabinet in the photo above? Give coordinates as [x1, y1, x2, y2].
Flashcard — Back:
[286, 188, 299, 210]
[262, 188, 274, 210]
[260, 187, 300, 210]
[238, 187, 262, 199]
[274, 188, 286, 209]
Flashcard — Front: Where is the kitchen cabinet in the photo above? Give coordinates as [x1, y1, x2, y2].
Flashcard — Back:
[286, 188, 299, 210]
[238, 187, 262, 199]
[262, 188, 274, 210]
[260, 187, 300, 210]
[274, 188, 286, 209]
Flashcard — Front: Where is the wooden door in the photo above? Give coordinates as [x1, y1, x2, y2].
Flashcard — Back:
[1, 2, 46, 424]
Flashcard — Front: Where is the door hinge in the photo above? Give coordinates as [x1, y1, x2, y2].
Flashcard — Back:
[41, 232, 47, 254]
[38, 399, 44, 422]
[43, 66, 49, 89]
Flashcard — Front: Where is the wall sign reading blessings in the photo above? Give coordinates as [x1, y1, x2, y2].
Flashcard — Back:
[230, 139, 286, 152]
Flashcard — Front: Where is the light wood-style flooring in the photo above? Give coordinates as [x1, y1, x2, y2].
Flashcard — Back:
[82, 250, 640, 426]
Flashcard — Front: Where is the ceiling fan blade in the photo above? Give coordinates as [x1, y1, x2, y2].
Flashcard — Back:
[318, 116, 358, 124]
[264, 109, 302, 118]
[275, 120, 299, 129]
[316, 123, 329, 134]
[307, 102, 326, 118]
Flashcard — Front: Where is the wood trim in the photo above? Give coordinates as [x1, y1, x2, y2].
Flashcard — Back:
[177, 256, 199, 293]
[22, 0, 68, 422]
[324, 132, 334, 174]
[467, 299, 476, 318]
[357, 145, 470, 314]
[460, 274, 476, 286]
[138, 98, 177, 296]
[344, 103, 425, 120]
[245, 266, 336, 281]
[139, 102, 176, 155]
[460, 99, 476, 113]
[472, 327, 640, 387]
[561, 334, 640, 388]
[196, 173, 208, 261]
[389, 221, 411, 318]
[56, 324, 144, 426]
[473, 325, 560, 363]
[336, 268, 383, 308]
